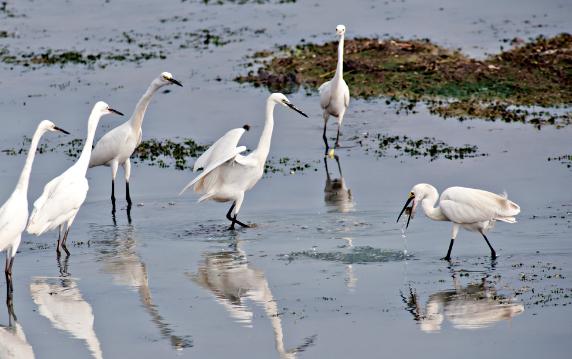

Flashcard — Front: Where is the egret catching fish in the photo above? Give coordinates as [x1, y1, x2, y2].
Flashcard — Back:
[319, 24, 350, 155]
[0, 120, 69, 293]
[397, 183, 520, 260]
[179, 93, 308, 230]
[27, 102, 123, 256]
[89, 72, 182, 211]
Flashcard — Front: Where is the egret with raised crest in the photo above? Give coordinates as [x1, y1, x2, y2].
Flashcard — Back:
[179, 93, 308, 230]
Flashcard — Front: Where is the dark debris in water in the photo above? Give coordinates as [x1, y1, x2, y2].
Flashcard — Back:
[285, 246, 410, 264]
[198, 0, 296, 4]
[547, 154, 572, 169]
[237, 34, 572, 126]
[353, 133, 487, 161]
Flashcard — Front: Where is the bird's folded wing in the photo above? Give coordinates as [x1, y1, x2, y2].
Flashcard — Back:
[193, 128, 247, 172]
[343, 83, 350, 108]
[89, 125, 130, 168]
[179, 146, 247, 195]
[440, 187, 520, 224]
[28, 175, 88, 233]
[318, 80, 331, 109]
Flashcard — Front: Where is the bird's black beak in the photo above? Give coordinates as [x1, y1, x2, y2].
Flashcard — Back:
[54, 126, 70, 135]
[168, 78, 183, 87]
[286, 102, 308, 118]
[108, 108, 124, 116]
[397, 194, 415, 229]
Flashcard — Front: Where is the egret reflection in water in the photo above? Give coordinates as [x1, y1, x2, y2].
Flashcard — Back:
[0, 297, 34, 359]
[30, 270, 103, 359]
[188, 239, 315, 358]
[323, 156, 354, 213]
[401, 272, 524, 332]
[94, 224, 192, 349]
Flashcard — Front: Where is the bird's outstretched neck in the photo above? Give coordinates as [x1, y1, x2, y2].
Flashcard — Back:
[421, 186, 447, 221]
[129, 80, 162, 132]
[78, 111, 104, 173]
[253, 98, 276, 164]
[15, 125, 45, 194]
[333, 33, 345, 83]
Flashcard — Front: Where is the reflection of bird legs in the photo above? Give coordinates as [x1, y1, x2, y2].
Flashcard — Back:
[226, 202, 250, 230]
[6, 288, 16, 323]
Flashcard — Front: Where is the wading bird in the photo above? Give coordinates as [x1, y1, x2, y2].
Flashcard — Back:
[397, 183, 520, 260]
[89, 72, 182, 211]
[319, 24, 350, 154]
[27, 102, 123, 256]
[0, 120, 68, 292]
[179, 93, 308, 230]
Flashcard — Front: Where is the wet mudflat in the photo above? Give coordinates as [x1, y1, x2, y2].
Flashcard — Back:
[0, 0, 571, 358]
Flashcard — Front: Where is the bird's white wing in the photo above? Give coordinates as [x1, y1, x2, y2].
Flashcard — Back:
[27, 172, 89, 234]
[343, 81, 350, 108]
[180, 128, 248, 195]
[439, 187, 520, 224]
[193, 128, 246, 171]
[89, 123, 133, 168]
[318, 80, 332, 109]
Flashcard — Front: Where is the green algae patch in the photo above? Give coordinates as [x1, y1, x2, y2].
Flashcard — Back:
[237, 34, 572, 126]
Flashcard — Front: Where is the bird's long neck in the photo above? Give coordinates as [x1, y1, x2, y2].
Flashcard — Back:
[15, 126, 45, 194]
[129, 81, 161, 132]
[254, 99, 275, 164]
[77, 111, 103, 173]
[333, 34, 345, 83]
[421, 189, 447, 221]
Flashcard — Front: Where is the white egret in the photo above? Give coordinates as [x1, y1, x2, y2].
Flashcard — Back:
[397, 183, 520, 260]
[179, 93, 308, 230]
[0, 120, 69, 292]
[319, 24, 350, 153]
[27, 102, 123, 256]
[89, 72, 182, 210]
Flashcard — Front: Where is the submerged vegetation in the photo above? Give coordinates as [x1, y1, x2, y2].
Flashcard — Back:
[354, 133, 487, 160]
[0, 27, 265, 69]
[237, 34, 572, 126]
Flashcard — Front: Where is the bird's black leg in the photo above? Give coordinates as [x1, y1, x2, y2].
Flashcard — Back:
[126, 202, 132, 224]
[442, 238, 455, 261]
[111, 180, 116, 214]
[322, 123, 329, 154]
[226, 203, 236, 230]
[482, 233, 497, 259]
[126, 182, 132, 206]
[4, 255, 13, 294]
[61, 228, 71, 256]
[334, 124, 341, 148]
[56, 226, 62, 257]
[233, 215, 250, 228]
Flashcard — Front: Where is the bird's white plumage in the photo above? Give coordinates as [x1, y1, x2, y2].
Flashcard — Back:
[180, 128, 248, 195]
[27, 102, 115, 241]
[1, 120, 64, 273]
[439, 187, 520, 225]
[27, 169, 88, 235]
[180, 93, 306, 223]
[401, 183, 521, 259]
[89, 72, 182, 203]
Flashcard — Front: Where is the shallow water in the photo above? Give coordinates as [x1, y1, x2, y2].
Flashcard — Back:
[1, 0, 571, 358]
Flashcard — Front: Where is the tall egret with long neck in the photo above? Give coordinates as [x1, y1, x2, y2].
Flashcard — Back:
[319, 24, 350, 153]
[0, 120, 68, 292]
[397, 183, 520, 260]
[179, 93, 308, 229]
[27, 102, 123, 256]
[89, 72, 182, 210]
